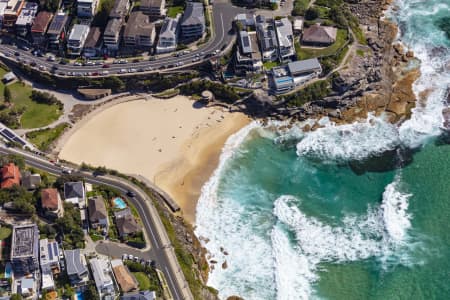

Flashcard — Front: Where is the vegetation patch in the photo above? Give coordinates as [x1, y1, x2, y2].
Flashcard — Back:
[167, 6, 184, 18]
[293, 0, 310, 16]
[0, 227, 11, 240]
[125, 261, 162, 295]
[281, 79, 332, 107]
[26, 123, 70, 152]
[263, 61, 280, 70]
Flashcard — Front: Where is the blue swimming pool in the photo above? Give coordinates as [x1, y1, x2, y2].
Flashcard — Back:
[75, 291, 84, 300]
[113, 197, 127, 209]
[4, 262, 11, 279]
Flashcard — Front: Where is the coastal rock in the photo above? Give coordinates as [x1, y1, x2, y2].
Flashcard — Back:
[210, 260, 218, 264]
[222, 261, 228, 269]
[227, 296, 244, 300]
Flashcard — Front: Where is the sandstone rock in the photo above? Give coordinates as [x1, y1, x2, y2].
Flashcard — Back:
[210, 260, 218, 264]
[387, 100, 408, 116]
[222, 261, 228, 269]
[227, 296, 244, 300]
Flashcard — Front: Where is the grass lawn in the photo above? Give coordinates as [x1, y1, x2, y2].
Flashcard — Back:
[26, 123, 70, 151]
[0, 227, 11, 240]
[0, 68, 7, 100]
[263, 61, 280, 70]
[133, 272, 151, 290]
[167, 6, 184, 18]
[297, 29, 349, 59]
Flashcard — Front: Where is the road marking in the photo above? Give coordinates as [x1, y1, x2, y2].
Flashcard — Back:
[165, 266, 180, 300]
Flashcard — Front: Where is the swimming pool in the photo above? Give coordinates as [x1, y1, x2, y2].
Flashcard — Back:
[113, 197, 127, 209]
[4, 262, 11, 279]
[75, 291, 84, 300]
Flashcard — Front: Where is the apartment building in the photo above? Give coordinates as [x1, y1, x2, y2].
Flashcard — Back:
[2, 0, 25, 29]
[83, 26, 102, 57]
[67, 24, 90, 56]
[104, 18, 122, 51]
[39, 238, 61, 291]
[109, 0, 129, 19]
[14, 2, 38, 37]
[46, 12, 70, 51]
[275, 17, 295, 62]
[31, 11, 53, 47]
[123, 11, 155, 48]
[140, 0, 165, 18]
[180, 2, 204, 41]
[90, 257, 116, 299]
[77, 0, 98, 17]
[234, 30, 262, 74]
[156, 14, 179, 54]
[10, 224, 39, 275]
[256, 15, 278, 62]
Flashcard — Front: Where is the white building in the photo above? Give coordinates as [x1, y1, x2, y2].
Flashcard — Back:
[256, 15, 278, 62]
[90, 257, 116, 299]
[234, 30, 262, 74]
[77, 0, 98, 17]
[275, 17, 295, 62]
[156, 14, 179, 54]
[67, 24, 90, 56]
[39, 239, 61, 291]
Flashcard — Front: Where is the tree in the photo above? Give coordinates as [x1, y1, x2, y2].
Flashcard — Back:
[84, 282, 99, 299]
[305, 7, 319, 20]
[10, 294, 22, 300]
[3, 86, 11, 103]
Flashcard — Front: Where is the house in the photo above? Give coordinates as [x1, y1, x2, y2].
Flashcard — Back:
[275, 17, 295, 62]
[234, 30, 262, 74]
[67, 24, 90, 56]
[14, 2, 38, 37]
[301, 24, 337, 47]
[88, 196, 108, 229]
[39, 239, 61, 291]
[10, 224, 39, 275]
[156, 14, 179, 53]
[0, 2, 8, 28]
[180, 2, 204, 41]
[31, 11, 53, 47]
[83, 26, 102, 57]
[90, 257, 116, 299]
[1, 162, 21, 189]
[104, 18, 123, 52]
[2, 0, 25, 29]
[121, 291, 156, 300]
[116, 214, 140, 238]
[46, 12, 70, 51]
[234, 13, 255, 30]
[77, 0, 98, 17]
[140, 0, 166, 18]
[64, 181, 86, 207]
[65, 249, 89, 284]
[270, 58, 322, 94]
[123, 11, 156, 49]
[41, 188, 64, 218]
[21, 171, 41, 190]
[18, 278, 36, 298]
[114, 207, 132, 219]
[256, 15, 278, 62]
[111, 259, 138, 293]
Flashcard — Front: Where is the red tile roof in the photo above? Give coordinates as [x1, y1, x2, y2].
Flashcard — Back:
[41, 188, 60, 210]
[31, 11, 53, 33]
[1, 163, 21, 189]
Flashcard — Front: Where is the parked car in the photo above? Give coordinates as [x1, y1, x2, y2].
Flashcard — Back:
[14, 51, 20, 56]
[122, 254, 128, 260]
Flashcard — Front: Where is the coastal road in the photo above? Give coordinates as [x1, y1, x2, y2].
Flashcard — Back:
[0, 146, 193, 300]
[0, 1, 245, 77]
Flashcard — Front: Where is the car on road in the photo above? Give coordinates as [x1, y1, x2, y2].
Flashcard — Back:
[102, 70, 109, 75]
[20, 45, 30, 51]
[126, 190, 136, 197]
[62, 167, 72, 174]
[119, 69, 127, 74]
[102, 64, 110, 68]
[47, 56, 55, 61]
[14, 51, 20, 56]
[192, 57, 200, 62]
[128, 68, 137, 73]
[119, 59, 128, 64]
[73, 61, 82, 66]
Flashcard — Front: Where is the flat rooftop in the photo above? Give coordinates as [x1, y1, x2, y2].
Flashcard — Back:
[11, 224, 38, 258]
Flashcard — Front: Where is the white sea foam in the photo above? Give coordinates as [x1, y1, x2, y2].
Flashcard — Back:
[296, 114, 400, 162]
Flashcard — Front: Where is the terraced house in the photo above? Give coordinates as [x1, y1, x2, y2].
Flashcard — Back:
[156, 14, 179, 53]
[14, 1, 37, 37]
[123, 11, 156, 49]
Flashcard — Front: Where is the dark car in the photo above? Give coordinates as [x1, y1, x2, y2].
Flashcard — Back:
[14, 51, 20, 56]
[126, 190, 136, 197]
[102, 64, 110, 68]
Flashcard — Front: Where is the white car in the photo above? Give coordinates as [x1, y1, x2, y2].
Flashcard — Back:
[119, 69, 127, 74]
[73, 62, 82, 66]
[102, 70, 110, 75]
[47, 56, 55, 62]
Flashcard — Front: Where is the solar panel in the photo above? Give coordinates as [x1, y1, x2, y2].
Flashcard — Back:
[53, 242, 58, 257]
[1, 129, 15, 139]
[47, 243, 53, 261]
[243, 36, 250, 48]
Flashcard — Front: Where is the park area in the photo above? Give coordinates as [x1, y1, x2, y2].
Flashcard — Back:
[0, 66, 62, 129]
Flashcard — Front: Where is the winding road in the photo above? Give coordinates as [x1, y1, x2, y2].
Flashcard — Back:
[0, 145, 193, 300]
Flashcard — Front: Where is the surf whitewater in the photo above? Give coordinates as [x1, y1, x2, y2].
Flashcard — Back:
[195, 0, 450, 299]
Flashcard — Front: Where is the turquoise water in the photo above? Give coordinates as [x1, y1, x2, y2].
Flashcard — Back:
[195, 0, 450, 299]
[113, 197, 127, 209]
[76, 291, 84, 300]
[4, 262, 11, 279]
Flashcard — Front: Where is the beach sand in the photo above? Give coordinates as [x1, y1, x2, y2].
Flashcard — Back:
[59, 96, 250, 223]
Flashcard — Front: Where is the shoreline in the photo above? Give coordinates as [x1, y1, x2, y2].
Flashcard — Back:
[57, 95, 250, 224]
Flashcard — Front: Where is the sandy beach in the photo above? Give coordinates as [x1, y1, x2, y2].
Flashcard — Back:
[59, 95, 250, 223]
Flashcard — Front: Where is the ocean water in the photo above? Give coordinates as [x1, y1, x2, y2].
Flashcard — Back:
[195, 0, 450, 299]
